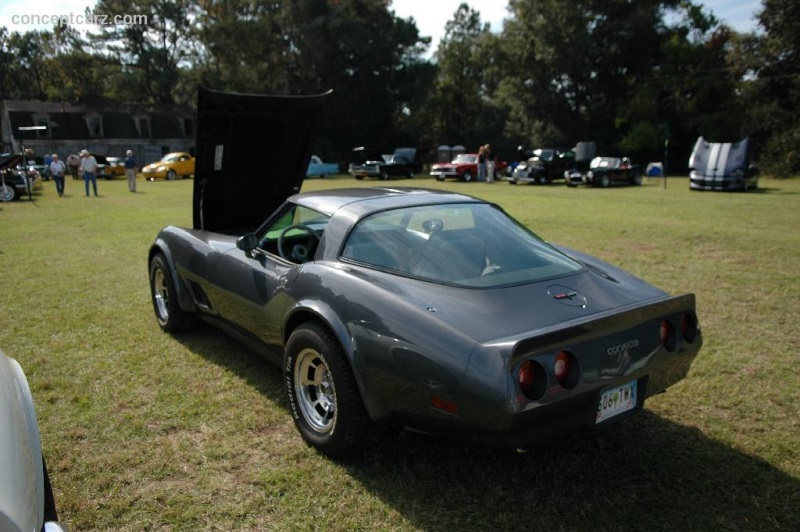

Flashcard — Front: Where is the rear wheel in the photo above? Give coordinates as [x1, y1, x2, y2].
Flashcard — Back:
[631, 172, 642, 186]
[600, 175, 610, 188]
[285, 322, 379, 458]
[149, 253, 196, 332]
[167, 169, 177, 181]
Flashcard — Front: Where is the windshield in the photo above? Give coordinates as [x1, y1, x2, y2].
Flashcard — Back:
[162, 154, 184, 163]
[342, 203, 583, 287]
[590, 157, 620, 169]
[452, 154, 477, 164]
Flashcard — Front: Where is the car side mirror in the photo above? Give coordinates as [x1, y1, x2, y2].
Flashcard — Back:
[236, 234, 259, 252]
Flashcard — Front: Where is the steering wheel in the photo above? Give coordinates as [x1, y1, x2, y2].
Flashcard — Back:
[277, 224, 321, 263]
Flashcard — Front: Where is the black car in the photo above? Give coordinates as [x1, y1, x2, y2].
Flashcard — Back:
[349, 147, 422, 180]
[0, 154, 36, 201]
[568, 157, 642, 187]
[508, 148, 576, 185]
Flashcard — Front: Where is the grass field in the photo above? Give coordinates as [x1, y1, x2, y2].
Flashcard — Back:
[1, 174, 798, 531]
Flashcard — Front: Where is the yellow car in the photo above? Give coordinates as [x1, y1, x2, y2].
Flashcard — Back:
[141, 152, 195, 180]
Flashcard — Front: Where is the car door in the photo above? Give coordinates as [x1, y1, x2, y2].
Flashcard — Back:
[205, 243, 295, 348]
[203, 203, 328, 347]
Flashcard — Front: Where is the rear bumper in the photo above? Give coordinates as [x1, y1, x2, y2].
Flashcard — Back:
[408, 294, 702, 449]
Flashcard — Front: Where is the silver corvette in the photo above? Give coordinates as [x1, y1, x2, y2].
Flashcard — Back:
[148, 89, 703, 458]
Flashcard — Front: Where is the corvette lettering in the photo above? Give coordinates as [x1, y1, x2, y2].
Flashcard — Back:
[606, 339, 639, 356]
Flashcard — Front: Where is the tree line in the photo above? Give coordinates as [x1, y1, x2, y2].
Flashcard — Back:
[1, 0, 797, 176]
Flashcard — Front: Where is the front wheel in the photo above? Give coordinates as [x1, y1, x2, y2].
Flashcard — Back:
[462, 170, 473, 182]
[149, 253, 196, 332]
[631, 172, 642, 186]
[0, 183, 17, 202]
[285, 322, 379, 458]
[600, 175, 610, 188]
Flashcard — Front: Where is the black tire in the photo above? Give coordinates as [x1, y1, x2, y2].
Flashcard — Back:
[600, 175, 610, 188]
[462, 170, 473, 182]
[0, 183, 18, 202]
[285, 322, 379, 458]
[354, 175, 364, 181]
[167, 169, 177, 181]
[42, 455, 59, 523]
[631, 172, 642, 186]
[380, 170, 390, 180]
[149, 252, 196, 332]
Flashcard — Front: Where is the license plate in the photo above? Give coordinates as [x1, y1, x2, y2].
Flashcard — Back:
[596, 380, 637, 424]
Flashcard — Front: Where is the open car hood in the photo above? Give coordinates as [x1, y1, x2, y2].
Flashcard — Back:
[193, 87, 331, 232]
[0, 154, 23, 171]
[689, 136, 750, 177]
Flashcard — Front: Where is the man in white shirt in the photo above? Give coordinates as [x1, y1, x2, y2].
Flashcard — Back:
[49, 153, 67, 196]
[80, 149, 99, 197]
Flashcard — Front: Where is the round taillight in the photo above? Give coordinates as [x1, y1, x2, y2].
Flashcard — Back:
[518, 361, 536, 395]
[554, 351, 569, 380]
[681, 313, 698, 344]
[660, 320, 677, 352]
[553, 350, 579, 389]
[517, 360, 546, 400]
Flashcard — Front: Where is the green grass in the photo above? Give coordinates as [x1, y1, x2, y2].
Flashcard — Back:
[1, 174, 798, 531]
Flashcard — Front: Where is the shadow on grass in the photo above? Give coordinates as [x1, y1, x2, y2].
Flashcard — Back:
[174, 326, 799, 532]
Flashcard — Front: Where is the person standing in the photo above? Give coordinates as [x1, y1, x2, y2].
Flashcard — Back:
[49, 153, 67, 197]
[124, 149, 137, 192]
[477, 145, 487, 182]
[80, 149, 99, 197]
[485, 144, 495, 183]
[67, 153, 81, 180]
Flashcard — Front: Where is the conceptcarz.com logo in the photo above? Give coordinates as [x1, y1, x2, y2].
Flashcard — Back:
[11, 12, 149, 28]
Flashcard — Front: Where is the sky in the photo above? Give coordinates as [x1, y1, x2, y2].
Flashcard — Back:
[1, 0, 763, 54]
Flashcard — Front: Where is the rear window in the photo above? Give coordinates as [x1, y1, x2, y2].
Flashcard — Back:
[341, 203, 583, 287]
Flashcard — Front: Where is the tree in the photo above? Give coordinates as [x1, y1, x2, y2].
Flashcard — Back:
[431, 3, 492, 150]
[742, 0, 800, 177]
[90, 0, 199, 104]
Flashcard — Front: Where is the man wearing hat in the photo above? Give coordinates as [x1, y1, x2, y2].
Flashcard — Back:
[80, 149, 99, 196]
[124, 149, 137, 192]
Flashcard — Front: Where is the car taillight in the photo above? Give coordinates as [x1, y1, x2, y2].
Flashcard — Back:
[517, 360, 546, 401]
[660, 320, 677, 352]
[681, 313, 698, 344]
[554, 351, 569, 379]
[518, 361, 536, 394]
[554, 350, 578, 389]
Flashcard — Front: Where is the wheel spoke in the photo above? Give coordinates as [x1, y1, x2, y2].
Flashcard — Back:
[295, 349, 337, 433]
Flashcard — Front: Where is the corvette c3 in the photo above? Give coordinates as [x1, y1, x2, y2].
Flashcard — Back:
[148, 88, 702, 458]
